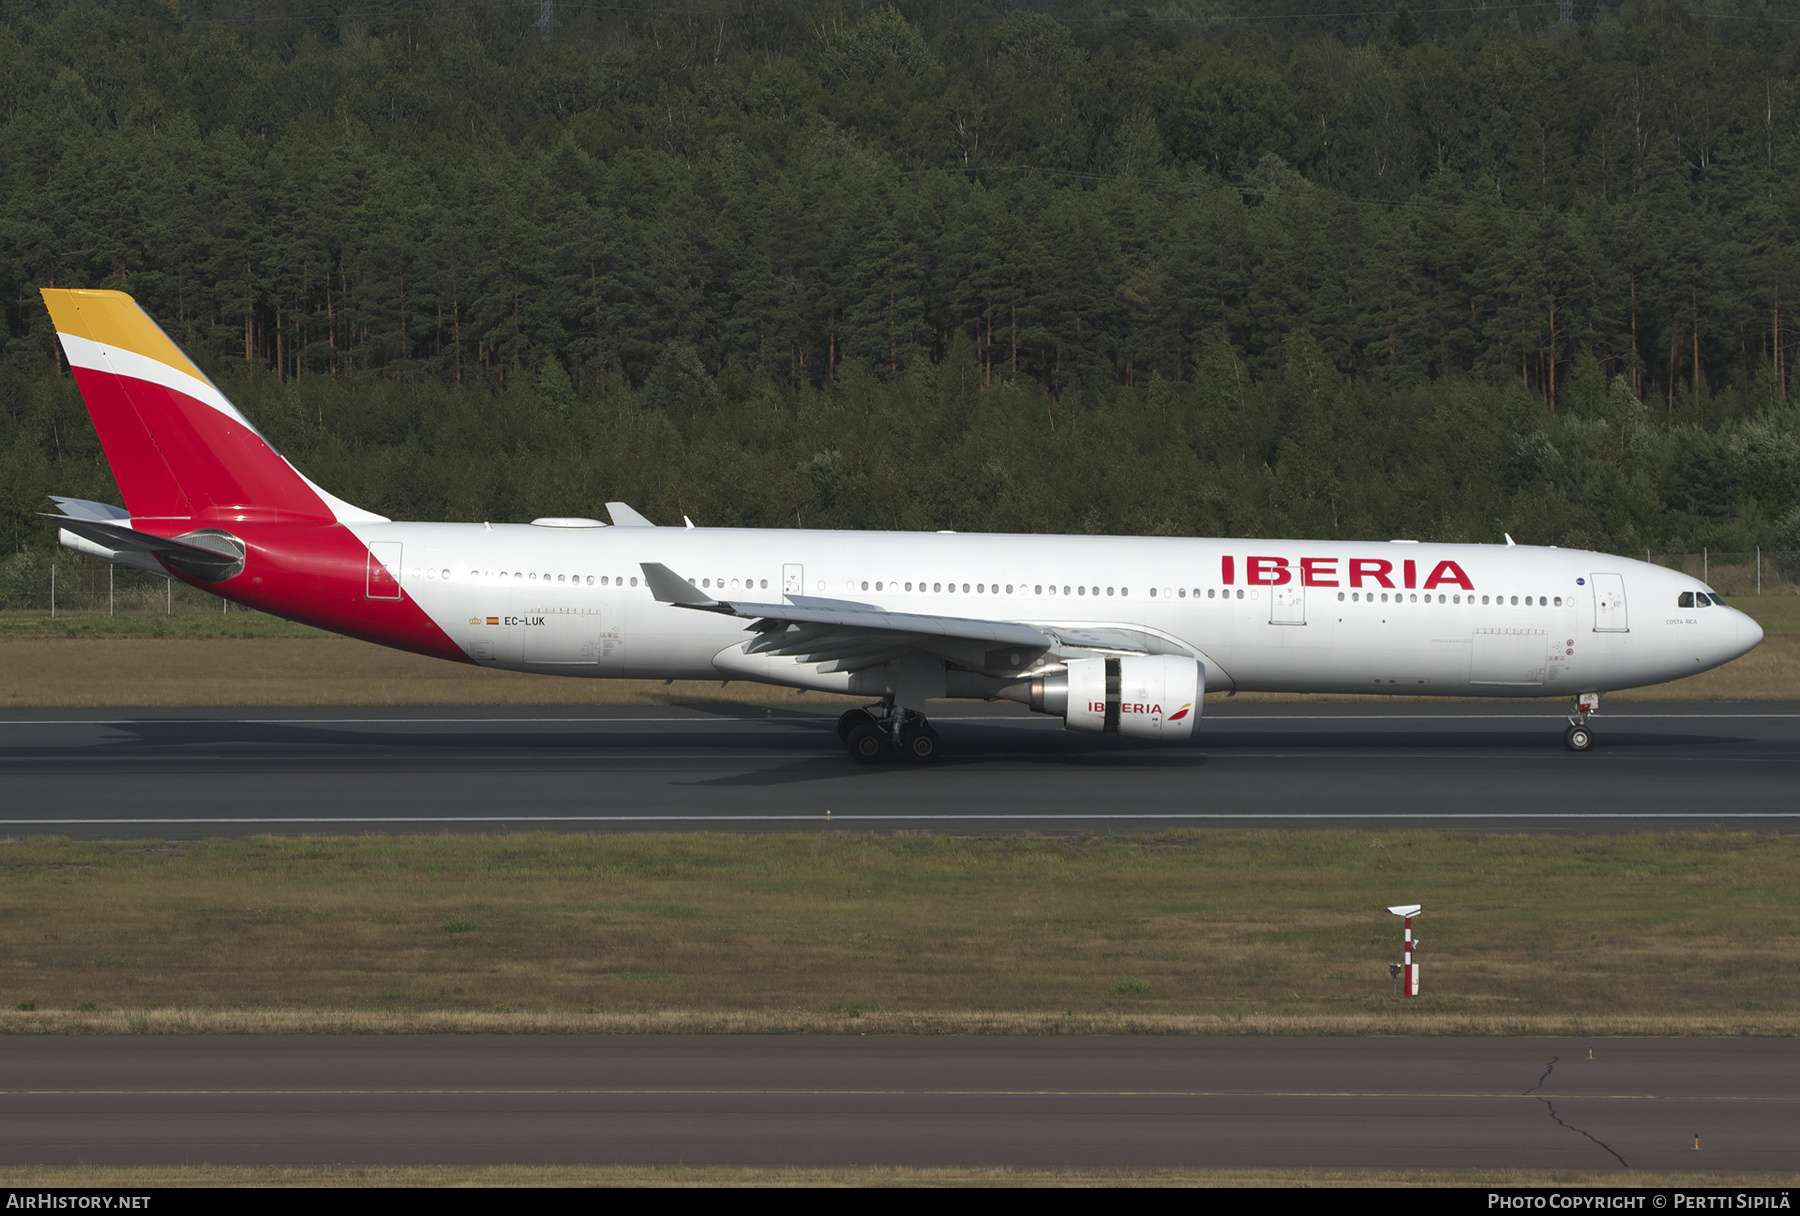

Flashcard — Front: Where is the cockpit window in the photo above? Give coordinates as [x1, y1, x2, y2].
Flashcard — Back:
[1707, 593, 1727, 607]
[1678, 592, 1695, 608]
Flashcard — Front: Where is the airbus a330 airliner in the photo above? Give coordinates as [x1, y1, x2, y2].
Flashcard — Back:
[40, 288, 1762, 760]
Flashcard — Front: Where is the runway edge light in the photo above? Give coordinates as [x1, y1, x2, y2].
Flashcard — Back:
[1387, 905, 1421, 998]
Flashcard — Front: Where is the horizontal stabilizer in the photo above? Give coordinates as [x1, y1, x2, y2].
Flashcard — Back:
[45, 515, 245, 582]
[49, 496, 132, 522]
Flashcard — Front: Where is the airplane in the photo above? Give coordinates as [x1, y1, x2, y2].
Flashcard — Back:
[39, 287, 1764, 761]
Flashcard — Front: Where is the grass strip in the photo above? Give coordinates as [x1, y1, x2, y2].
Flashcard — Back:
[1, 831, 1795, 1032]
[0, 1165, 1793, 1188]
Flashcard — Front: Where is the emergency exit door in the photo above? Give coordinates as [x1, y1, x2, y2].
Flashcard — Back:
[783, 565, 805, 597]
[1269, 584, 1305, 625]
[1591, 573, 1629, 632]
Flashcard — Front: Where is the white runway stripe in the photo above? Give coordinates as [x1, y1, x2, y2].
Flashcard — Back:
[3, 812, 1798, 826]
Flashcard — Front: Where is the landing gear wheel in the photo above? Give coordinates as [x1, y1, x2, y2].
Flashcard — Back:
[899, 725, 942, 762]
[846, 722, 890, 764]
[837, 708, 876, 744]
[1564, 724, 1593, 752]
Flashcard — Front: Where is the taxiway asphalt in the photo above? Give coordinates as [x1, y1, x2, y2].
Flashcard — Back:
[0, 1035, 1788, 1170]
[1, 702, 1795, 837]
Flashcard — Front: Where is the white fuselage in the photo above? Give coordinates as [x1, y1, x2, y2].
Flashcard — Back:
[344, 523, 1761, 699]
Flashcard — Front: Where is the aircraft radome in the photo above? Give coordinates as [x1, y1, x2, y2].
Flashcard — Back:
[40, 288, 1763, 761]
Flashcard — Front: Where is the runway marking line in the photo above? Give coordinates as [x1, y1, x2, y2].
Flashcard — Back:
[5, 1089, 1785, 1101]
[0, 713, 1797, 727]
[3, 812, 1798, 826]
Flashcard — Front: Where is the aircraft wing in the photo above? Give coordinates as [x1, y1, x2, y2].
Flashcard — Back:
[640, 561, 1175, 674]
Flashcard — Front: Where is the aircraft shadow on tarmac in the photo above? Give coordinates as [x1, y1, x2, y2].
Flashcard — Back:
[0, 716, 1752, 766]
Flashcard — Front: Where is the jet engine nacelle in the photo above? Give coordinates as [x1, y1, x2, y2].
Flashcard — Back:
[1029, 655, 1202, 741]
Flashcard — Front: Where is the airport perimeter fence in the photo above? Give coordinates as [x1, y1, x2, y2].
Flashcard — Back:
[0, 552, 264, 618]
[1639, 549, 1800, 596]
[3, 547, 1796, 621]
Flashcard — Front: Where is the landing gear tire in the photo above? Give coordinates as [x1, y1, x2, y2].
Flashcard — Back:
[898, 725, 942, 762]
[846, 722, 890, 764]
[1564, 724, 1593, 752]
[837, 708, 876, 744]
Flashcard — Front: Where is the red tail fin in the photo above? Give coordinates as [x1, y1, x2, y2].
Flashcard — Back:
[40, 289, 379, 525]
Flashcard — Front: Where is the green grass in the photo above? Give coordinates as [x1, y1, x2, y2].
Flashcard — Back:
[0, 831, 1795, 1033]
[0, 608, 329, 641]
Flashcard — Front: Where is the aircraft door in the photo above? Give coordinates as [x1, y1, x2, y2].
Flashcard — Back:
[783, 565, 804, 597]
[1591, 573, 1629, 632]
[1269, 584, 1305, 625]
[366, 541, 402, 600]
[524, 605, 609, 665]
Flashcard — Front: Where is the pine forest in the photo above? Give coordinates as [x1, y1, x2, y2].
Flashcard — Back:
[2, 0, 1798, 595]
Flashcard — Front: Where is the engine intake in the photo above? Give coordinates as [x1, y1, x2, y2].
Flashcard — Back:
[1022, 656, 1202, 742]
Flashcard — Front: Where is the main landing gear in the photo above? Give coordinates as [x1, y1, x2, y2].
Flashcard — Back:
[837, 703, 941, 764]
[1564, 691, 1600, 752]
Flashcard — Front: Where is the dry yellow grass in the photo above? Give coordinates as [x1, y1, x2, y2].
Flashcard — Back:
[0, 1164, 1790, 1188]
[2, 832, 1795, 1033]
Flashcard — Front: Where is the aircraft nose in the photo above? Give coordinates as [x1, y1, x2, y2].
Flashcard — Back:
[1738, 610, 1764, 656]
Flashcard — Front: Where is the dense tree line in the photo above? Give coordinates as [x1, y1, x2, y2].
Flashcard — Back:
[1, 0, 1797, 572]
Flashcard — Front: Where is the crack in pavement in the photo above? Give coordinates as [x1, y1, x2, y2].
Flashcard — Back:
[1525, 1056, 1556, 1095]
[1526, 1055, 1630, 1168]
[1538, 1097, 1630, 1168]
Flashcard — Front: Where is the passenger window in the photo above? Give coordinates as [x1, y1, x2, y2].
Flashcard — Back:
[1107, 587, 1115, 597]
[1078, 586, 1086, 596]
[1236, 589, 1244, 599]
[1554, 596, 1561, 606]
[962, 584, 970, 593]
[934, 583, 942, 592]
[1207, 589, 1214, 599]
[1338, 592, 1345, 601]
[1035, 585, 1043, 595]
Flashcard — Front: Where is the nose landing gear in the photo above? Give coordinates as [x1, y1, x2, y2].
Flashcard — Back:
[1564, 691, 1600, 751]
[838, 702, 940, 763]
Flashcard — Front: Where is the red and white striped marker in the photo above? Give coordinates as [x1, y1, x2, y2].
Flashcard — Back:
[1388, 904, 1421, 997]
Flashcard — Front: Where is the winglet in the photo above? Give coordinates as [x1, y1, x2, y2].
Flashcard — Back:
[640, 562, 728, 610]
[607, 502, 657, 527]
